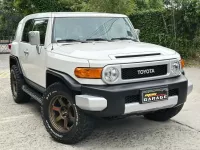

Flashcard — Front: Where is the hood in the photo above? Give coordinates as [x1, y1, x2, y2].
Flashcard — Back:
[54, 41, 177, 60]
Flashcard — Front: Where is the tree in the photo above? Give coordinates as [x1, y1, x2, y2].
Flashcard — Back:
[13, 0, 88, 15]
[148, 0, 164, 9]
[0, 0, 22, 36]
[164, 0, 200, 9]
[86, 0, 136, 15]
[134, 0, 164, 11]
[14, 0, 59, 15]
[134, 0, 149, 11]
[12, 0, 166, 16]
[59, 0, 88, 12]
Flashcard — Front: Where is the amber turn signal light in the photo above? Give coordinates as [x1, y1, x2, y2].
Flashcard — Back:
[181, 59, 185, 68]
[74, 68, 103, 79]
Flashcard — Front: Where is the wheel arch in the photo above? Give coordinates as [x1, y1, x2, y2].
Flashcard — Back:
[10, 55, 23, 74]
[46, 69, 81, 92]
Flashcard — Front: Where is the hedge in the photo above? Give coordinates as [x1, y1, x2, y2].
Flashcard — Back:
[130, 9, 200, 59]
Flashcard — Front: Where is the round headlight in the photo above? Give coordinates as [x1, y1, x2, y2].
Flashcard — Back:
[171, 61, 181, 75]
[103, 67, 119, 83]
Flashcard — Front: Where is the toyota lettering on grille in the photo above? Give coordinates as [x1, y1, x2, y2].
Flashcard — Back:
[137, 69, 155, 75]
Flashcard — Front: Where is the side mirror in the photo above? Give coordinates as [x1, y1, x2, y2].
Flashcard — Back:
[29, 31, 40, 45]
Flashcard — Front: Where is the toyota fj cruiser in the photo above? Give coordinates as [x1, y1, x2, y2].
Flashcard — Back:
[9, 12, 193, 144]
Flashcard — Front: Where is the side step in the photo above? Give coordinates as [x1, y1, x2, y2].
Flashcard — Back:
[22, 85, 43, 104]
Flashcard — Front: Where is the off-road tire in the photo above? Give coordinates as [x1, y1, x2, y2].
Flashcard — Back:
[144, 104, 184, 121]
[41, 82, 94, 144]
[10, 65, 30, 103]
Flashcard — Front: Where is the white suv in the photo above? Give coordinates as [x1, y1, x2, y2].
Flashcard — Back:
[10, 12, 193, 144]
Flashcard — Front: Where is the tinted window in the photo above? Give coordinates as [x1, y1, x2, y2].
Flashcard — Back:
[22, 18, 48, 44]
[32, 19, 48, 44]
[22, 19, 34, 42]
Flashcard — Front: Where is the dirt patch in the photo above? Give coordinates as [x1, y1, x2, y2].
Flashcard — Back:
[185, 58, 200, 67]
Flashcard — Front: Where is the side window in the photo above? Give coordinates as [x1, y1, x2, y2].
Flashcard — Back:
[22, 20, 34, 42]
[32, 19, 48, 45]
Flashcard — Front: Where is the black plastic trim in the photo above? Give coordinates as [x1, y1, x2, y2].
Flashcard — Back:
[47, 69, 81, 91]
[24, 77, 46, 93]
[181, 69, 185, 75]
[22, 85, 43, 104]
[116, 53, 160, 59]
[10, 55, 23, 74]
[81, 75, 188, 117]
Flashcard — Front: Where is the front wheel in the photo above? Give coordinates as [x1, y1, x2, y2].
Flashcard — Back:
[41, 82, 94, 144]
[144, 104, 184, 121]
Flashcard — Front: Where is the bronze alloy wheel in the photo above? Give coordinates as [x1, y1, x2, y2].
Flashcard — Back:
[11, 72, 17, 98]
[49, 95, 76, 133]
[42, 83, 94, 144]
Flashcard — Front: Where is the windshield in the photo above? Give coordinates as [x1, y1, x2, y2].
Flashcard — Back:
[53, 17, 138, 42]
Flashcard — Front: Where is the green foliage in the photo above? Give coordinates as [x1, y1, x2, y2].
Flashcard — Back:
[86, 0, 135, 15]
[0, 0, 199, 58]
[59, 0, 88, 12]
[13, 0, 89, 14]
[14, 0, 61, 14]
[0, 0, 22, 36]
[134, 0, 164, 11]
[130, 1, 200, 58]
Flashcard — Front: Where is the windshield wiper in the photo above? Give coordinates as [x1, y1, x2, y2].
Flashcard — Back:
[86, 38, 110, 42]
[111, 37, 138, 42]
[57, 39, 86, 43]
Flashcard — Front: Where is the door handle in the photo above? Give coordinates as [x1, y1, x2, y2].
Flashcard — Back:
[24, 49, 29, 55]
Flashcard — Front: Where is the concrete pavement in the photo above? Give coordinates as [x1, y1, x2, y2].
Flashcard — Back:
[0, 54, 200, 150]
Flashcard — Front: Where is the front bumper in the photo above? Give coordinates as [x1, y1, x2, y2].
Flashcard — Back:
[75, 75, 193, 117]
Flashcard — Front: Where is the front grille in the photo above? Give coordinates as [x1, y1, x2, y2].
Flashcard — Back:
[122, 65, 168, 80]
[125, 88, 178, 104]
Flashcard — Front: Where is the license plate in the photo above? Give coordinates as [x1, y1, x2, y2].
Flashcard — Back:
[141, 87, 168, 104]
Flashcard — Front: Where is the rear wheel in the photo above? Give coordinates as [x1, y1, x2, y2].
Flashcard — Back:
[144, 104, 184, 121]
[41, 82, 94, 144]
[10, 65, 30, 103]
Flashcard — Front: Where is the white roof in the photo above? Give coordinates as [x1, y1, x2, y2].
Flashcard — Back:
[21, 12, 127, 22]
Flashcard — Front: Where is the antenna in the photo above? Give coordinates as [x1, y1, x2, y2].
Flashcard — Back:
[51, 0, 54, 50]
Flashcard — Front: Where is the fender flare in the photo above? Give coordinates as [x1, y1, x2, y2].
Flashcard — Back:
[10, 55, 23, 74]
[46, 69, 81, 92]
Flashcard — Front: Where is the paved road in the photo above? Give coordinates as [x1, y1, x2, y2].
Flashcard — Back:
[0, 54, 200, 150]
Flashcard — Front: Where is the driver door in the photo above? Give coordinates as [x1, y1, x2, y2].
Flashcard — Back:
[19, 18, 48, 87]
